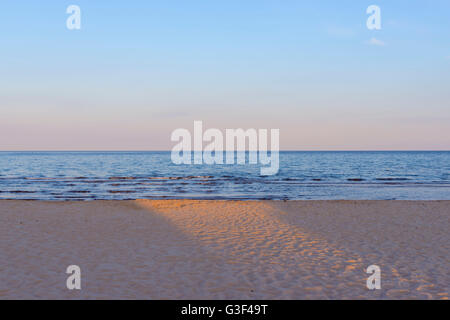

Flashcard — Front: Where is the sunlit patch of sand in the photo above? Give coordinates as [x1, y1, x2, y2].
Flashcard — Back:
[136, 200, 369, 299]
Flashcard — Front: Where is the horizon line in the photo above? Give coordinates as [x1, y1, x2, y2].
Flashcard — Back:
[0, 150, 449, 152]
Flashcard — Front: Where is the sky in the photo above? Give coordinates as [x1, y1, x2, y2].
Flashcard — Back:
[0, 0, 449, 150]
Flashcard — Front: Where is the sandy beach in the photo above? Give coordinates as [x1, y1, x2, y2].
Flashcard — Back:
[0, 200, 448, 300]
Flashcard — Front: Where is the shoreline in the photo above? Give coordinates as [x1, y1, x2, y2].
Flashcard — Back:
[0, 200, 448, 299]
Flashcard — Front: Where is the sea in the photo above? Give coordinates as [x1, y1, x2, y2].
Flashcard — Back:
[0, 151, 449, 200]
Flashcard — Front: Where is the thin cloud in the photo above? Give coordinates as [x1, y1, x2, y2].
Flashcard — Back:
[365, 37, 386, 46]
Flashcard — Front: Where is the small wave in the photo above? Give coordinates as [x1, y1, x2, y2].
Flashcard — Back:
[53, 196, 91, 200]
[110, 183, 144, 186]
[195, 182, 218, 185]
[376, 178, 410, 181]
[24, 177, 53, 180]
[187, 175, 214, 179]
[147, 176, 214, 180]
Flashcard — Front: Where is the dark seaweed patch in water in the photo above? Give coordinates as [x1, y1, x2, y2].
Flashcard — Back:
[107, 190, 137, 193]
[69, 190, 91, 193]
[233, 179, 253, 184]
[312, 179, 322, 181]
[8, 190, 36, 193]
[347, 178, 365, 182]
[109, 177, 136, 180]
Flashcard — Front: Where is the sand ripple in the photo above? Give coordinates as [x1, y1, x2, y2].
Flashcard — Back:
[0, 200, 448, 299]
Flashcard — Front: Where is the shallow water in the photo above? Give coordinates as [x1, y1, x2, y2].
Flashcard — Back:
[0, 151, 449, 200]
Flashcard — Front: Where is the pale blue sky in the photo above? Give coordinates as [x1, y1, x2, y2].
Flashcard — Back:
[0, 1, 449, 150]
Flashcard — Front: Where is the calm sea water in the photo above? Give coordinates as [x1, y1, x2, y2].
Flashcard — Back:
[0, 151, 449, 200]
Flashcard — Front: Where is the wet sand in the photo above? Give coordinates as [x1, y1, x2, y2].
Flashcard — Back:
[0, 200, 448, 299]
